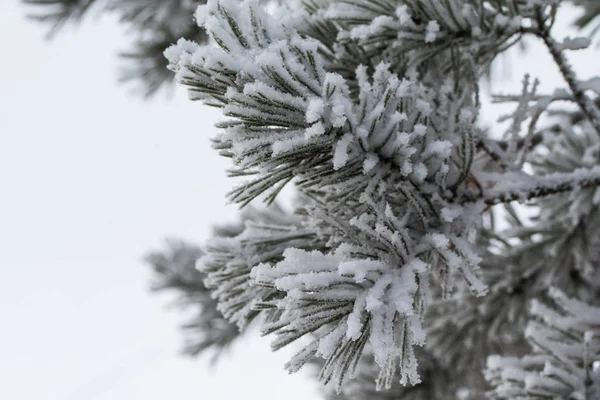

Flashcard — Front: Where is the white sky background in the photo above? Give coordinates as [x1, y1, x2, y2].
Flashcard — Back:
[0, 1, 320, 399]
[0, 1, 597, 400]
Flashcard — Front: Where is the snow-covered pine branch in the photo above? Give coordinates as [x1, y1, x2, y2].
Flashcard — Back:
[425, 245, 531, 384]
[499, 114, 600, 298]
[199, 204, 326, 332]
[474, 165, 600, 205]
[320, 0, 535, 84]
[19, 0, 600, 398]
[532, 5, 600, 136]
[485, 288, 600, 399]
[145, 239, 240, 359]
[165, 0, 479, 207]
[317, 348, 456, 400]
[426, 103, 600, 393]
[166, 0, 499, 390]
[160, 0, 600, 394]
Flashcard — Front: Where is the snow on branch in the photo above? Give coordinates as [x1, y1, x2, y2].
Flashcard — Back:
[533, 6, 600, 135]
[165, 0, 478, 208]
[485, 288, 600, 399]
[199, 204, 324, 332]
[478, 166, 600, 205]
[321, 0, 541, 82]
[163, 0, 495, 391]
[161, 0, 600, 395]
[317, 348, 456, 400]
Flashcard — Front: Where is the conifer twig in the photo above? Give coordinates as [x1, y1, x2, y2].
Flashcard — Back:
[473, 166, 600, 206]
[534, 7, 600, 135]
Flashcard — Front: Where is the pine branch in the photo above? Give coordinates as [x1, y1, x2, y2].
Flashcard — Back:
[147, 0, 600, 397]
[22, 0, 101, 37]
[145, 239, 240, 359]
[534, 6, 600, 135]
[119, 24, 207, 98]
[319, 0, 531, 86]
[318, 349, 458, 400]
[199, 204, 323, 333]
[165, 0, 501, 391]
[475, 166, 600, 205]
[485, 288, 600, 399]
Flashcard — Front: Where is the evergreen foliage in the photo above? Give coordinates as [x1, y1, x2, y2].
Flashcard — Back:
[28, 0, 600, 398]
[485, 288, 600, 399]
[146, 239, 240, 358]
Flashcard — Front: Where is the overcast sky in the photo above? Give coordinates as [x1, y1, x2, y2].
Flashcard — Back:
[0, 1, 596, 400]
[0, 1, 319, 399]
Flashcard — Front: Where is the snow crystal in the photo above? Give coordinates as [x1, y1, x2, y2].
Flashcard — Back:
[425, 21, 440, 43]
[397, 80, 411, 97]
[164, 38, 199, 65]
[412, 123, 427, 136]
[306, 98, 325, 124]
[365, 275, 392, 312]
[330, 104, 347, 128]
[346, 292, 368, 340]
[277, 248, 340, 274]
[355, 65, 370, 92]
[486, 354, 508, 370]
[363, 153, 379, 173]
[395, 5, 412, 25]
[324, 72, 349, 94]
[333, 133, 354, 170]
[317, 324, 346, 358]
[424, 140, 452, 158]
[350, 16, 395, 40]
[346, 312, 363, 340]
[305, 122, 326, 139]
[415, 99, 432, 116]
[401, 160, 413, 176]
[427, 233, 449, 250]
[193, 3, 211, 26]
[338, 259, 386, 282]
[274, 271, 339, 291]
[483, 165, 600, 204]
[412, 163, 428, 182]
[407, 315, 426, 345]
[395, 131, 410, 146]
[441, 206, 462, 222]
